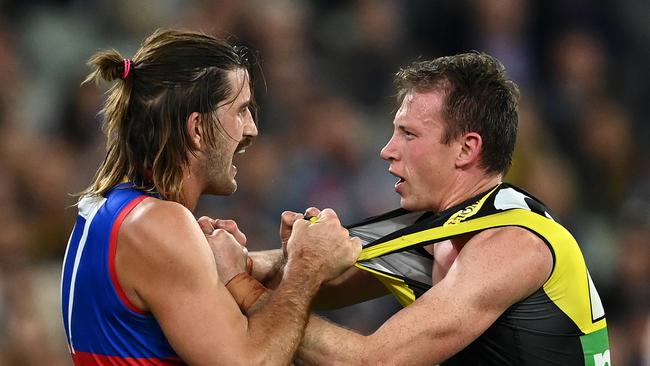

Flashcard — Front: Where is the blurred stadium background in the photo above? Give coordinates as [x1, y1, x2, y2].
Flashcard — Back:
[0, 0, 648, 365]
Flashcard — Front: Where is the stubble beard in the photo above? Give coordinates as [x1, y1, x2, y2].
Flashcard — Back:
[203, 141, 237, 196]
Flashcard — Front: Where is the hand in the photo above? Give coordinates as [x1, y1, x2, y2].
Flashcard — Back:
[198, 216, 247, 246]
[205, 228, 248, 284]
[279, 207, 320, 259]
[285, 208, 362, 283]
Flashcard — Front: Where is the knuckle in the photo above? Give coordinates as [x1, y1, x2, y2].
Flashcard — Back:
[213, 228, 228, 237]
[294, 219, 308, 228]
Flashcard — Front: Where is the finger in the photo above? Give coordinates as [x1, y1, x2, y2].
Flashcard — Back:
[290, 217, 310, 231]
[318, 208, 339, 221]
[211, 228, 235, 239]
[213, 219, 237, 231]
[214, 219, 247, 246]
[349, 237, 362, 259]
[197, 216, 216, 234]
[281, 211, 303, 226]
[280, 211, 303, 241]
[350, 236, 362, 247]
[303, 207, 321, 219]
[342, 228, 350, 237]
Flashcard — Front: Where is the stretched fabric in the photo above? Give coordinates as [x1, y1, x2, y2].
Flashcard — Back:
[349, 183, 610, 365]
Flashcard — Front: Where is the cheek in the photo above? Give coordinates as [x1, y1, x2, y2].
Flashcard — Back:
[408, 146, 450, 187]
[219, 115, 240, 137]
[233, 118, 245, 139]
[407, 146, 435, 175]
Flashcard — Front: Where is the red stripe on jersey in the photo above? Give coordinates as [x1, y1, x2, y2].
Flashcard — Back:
[108, 195, 149, 314]
[72, 351, 185, 365]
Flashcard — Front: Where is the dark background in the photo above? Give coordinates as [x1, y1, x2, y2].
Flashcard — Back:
[0, 0, 648, 364]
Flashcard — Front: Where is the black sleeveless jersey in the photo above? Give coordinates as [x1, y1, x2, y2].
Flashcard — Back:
[350, 183, 610, 365]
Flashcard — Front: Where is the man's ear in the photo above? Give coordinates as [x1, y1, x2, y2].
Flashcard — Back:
[456, 132, 483, 169]
[187, 112, 203, 150]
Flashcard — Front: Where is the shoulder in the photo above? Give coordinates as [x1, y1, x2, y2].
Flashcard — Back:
[459, 226, 552, 278]
[462, 226, 551, 264]
[125, 197, 195, 227]
[119, 197, 212, 269]
[122, 198, 199, 240]
[116, 198, 219, 308]
[442, 226, 553, 310]
[468, 226, 548, 248]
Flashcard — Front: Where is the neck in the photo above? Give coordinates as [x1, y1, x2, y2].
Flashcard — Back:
[179, 167, 204, 212]
[438, 173, 501, 212]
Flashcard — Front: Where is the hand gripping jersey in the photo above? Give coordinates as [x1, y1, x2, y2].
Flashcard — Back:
[61, 184, 185, 365]
[350, 183, 610, 366]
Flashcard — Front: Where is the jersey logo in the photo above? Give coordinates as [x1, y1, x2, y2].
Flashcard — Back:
[593, 349, 611, 366]
[444, 201, 480, 226]
[444, 185, 498, 226]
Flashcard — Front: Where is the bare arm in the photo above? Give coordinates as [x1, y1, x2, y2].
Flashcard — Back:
[200, 211, 303, 288]
[249, 249, 285, 287]
[296, 226, 553, 365]
[205, 209, 387, 308]
[119, 200, 360, 365]
[196, 216, 285, 287]
[261, 208, 388, 305]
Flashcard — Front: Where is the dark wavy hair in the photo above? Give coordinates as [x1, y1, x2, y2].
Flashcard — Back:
[81, 29, 255, 202]
[395, 52, 520, 175]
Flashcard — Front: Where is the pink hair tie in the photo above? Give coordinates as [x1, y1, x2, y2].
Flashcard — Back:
[121, 58, 132, 80]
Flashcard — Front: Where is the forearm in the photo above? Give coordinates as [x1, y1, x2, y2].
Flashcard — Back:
[296, 315, 369, 366]
[249, 249, 284, 288]
[242, 261, 321, 365]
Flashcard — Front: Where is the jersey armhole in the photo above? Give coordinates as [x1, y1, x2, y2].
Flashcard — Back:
[515, 225, 557, 284]
[108, 195, 150, 315]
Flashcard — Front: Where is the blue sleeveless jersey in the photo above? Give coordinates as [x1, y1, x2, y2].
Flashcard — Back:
[61, 184, 185, 365]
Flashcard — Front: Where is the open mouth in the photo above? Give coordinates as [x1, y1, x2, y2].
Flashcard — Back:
[389, 170, 406, 188]
[231, 138, 253, 177]
[235, 138, 252, 155]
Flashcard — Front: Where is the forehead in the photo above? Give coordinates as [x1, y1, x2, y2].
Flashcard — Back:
[224, 68, 251, 102]
[394, 90, 445, 126]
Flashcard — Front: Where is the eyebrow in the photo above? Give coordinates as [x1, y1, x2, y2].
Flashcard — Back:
[239, 99, 252, 111]
[396, 124, 411, 131]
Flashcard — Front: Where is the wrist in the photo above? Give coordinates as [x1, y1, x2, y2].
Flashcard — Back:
[283, 258, 322, 295]
[226, 273, 268, 314]
[246, 256, 254, 275]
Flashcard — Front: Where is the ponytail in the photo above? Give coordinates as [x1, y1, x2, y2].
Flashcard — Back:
[78, 29, 252, 203]
[78, 50, 134, 199]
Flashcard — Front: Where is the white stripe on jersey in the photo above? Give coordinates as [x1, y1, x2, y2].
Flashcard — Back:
[63, 196, 106, 353]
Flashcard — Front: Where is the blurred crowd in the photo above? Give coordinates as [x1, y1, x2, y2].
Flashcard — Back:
[0, 0, 648, 365]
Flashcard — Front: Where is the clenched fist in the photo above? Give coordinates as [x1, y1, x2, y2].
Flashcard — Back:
[285, 208, 362, 283]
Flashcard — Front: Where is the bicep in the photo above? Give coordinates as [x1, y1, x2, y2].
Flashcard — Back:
[363, 227, 553, 364]
[121, 205, 250, 364]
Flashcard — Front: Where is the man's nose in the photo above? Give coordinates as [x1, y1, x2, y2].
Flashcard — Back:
[243, 113, 258, 138]
[380, 137, 397, 161]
